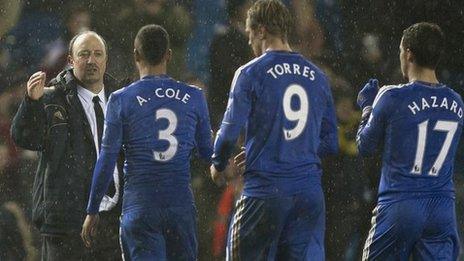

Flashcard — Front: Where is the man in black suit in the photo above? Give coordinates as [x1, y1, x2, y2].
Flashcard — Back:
[11, 31, 122, 260]
[208, 0, 253, 129]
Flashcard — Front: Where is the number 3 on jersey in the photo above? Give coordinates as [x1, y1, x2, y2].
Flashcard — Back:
[283, 84, 309, 140]
[153, 108, 178, 162]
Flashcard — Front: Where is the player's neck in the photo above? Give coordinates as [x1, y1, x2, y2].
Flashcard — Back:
[262, 37, 291, 53]
[408, 66, 438, 84]
[138, 64, 167, 79]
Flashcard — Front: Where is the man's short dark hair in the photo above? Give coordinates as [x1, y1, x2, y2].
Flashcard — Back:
[68, 31, 108, 56]
[402, 22, 444, 69]
[247, 0, 292, 40]
[135, 24, 170, 66]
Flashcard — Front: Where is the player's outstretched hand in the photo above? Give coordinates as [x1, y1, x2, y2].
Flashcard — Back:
[27, 71, 46, 100]
[357, 78, 379, 109]
[81, 214, 100, 248]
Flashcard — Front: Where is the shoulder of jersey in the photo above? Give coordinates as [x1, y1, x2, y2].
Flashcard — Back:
[305, 58, 325, 75]
[184, 83, 203, 91]
[116, 80, 144, 95]
[238, 52, 270, 74]
[112, 87, 127, 96]
[125, 80, 141, 89]
[447, 85, 463, 101]
[172, 80, 204, 96]
[372, 83, 409, 107]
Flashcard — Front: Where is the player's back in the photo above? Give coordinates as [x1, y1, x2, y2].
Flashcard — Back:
[237, 51, 337, 197]
[116, 75, 211, 209]
[374, 81, 464, 203]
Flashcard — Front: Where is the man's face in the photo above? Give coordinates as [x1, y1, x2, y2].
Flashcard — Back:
[399, 37, 409, 80]
[69, 34, 107, 86]
[246, 17, 262, 57]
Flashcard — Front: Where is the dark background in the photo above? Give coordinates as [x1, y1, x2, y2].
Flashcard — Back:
[0, 0, 462, 260]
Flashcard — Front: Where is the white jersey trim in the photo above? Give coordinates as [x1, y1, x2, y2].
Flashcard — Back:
[229, 53, 269, 94]
[372, 84, 407, 108]
[362, 206, 379, 260]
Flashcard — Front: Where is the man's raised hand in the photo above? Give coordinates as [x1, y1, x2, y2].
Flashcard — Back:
[27, 71, 46, 100]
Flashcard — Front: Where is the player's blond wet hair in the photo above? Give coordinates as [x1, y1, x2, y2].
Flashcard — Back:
[247, 0, 293, 41]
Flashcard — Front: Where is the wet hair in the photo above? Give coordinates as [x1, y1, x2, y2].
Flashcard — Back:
[68, 31, 108, 56]
[134, 24, 170, 66]
[247, 0, 292, 40]
[402, 22, 444, 69]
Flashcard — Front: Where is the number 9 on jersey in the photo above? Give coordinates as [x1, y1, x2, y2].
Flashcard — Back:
[283, 84, 309, 141]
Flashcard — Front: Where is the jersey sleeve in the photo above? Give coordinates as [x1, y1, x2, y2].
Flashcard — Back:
[356, 88, 394, 156]
[87, 92, 123, 214]
[212, 68, 252, 171]
[318, 78, 339, 157]
[195, 90, 213, 163]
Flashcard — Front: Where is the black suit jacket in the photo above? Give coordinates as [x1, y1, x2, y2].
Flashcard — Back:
[11, 69, 124, 235]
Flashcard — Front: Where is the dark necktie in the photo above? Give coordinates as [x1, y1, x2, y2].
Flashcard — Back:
[92, 96, 104, 149]
[92, 96, 116, 197]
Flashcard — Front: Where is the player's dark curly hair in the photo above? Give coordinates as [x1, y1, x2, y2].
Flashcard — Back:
[402, 22, 444, 69]
[247, 0, 292, 41]
[135, 24, 170, 66]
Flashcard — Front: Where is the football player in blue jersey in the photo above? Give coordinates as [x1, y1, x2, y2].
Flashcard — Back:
[210, 0, 339, 260]
[81, 24, 213, 260]
[357, 22, 463, 260]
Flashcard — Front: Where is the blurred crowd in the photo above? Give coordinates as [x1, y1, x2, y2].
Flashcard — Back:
[0, 0, 462, 260]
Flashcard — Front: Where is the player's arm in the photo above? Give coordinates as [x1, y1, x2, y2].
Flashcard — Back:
[318, 77, 339, 157]
[82, 93, 123, 247]
[11, 71, 47, 151]
[195, 90, 213, 163]
[211, 68, 252, 184]
[356, 80, 392, 156]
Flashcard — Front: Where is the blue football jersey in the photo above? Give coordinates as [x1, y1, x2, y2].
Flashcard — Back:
[87, 75, 213, 214]
[212, 50, 339, 197]
[357, 81, 464, 203]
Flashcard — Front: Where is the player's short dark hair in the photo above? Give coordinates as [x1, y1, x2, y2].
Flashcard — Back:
[247, 0, 292, 40]
[68, 31, 108, 56]
[402, 22, 444, 69]
[135, 24, 170, 66]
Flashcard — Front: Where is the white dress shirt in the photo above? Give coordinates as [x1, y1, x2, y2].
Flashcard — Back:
[77, 86, 120, 212]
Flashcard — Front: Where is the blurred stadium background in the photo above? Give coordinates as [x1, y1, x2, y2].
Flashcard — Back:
[0, 0, 463, 260]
